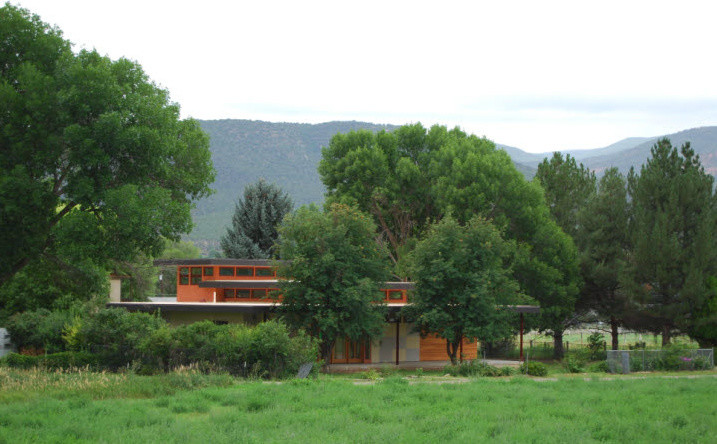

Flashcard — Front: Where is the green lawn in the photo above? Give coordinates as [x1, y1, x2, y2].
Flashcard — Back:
[1, 368, 715, 443]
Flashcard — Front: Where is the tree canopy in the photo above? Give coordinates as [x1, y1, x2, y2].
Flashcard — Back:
[405, 216, 519, 364]
[275, 203, 390, 362]
[220, 179, 292, 259]
[319, 123, 579, 357]
[0, 5, 215, 297]
[624, 138, 717, 346]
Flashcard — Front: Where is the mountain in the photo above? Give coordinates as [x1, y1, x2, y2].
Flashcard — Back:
[190, 120, 397, 251]
[188, 120, 717, 251]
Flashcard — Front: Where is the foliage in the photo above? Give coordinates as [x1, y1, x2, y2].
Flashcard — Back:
[563, 356, 585, 373]
[444, 360, 514, 377]
[576, 168, 630, 349]
[319, 123, 579, 357]
[0, 5, 215, 299]
[586, 332, 607, 361]
[535, 152, 596, 239]
[4, 309, 72, 353]
[155, 239, 202, 297]
[0, 351, 100, 370]
[220, 179, 293, 258]
[275, 203, 390, 362]
[405, 216, 519, 364]
[139, 320, 318, 378]
[623, 138, 717, 346]
[519, 361, 548, 376]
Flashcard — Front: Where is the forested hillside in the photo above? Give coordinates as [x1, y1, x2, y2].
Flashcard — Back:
[190, 120, 396, 250]
[189, 120, 717, 250]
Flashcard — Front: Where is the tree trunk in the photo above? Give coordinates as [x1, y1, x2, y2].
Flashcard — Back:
[553, 330, 564, 359]
[320, 339, 335, 366]
[610, 316, 619, 350]
[446, 340, 459, 365]
[661, 325, 671, 346]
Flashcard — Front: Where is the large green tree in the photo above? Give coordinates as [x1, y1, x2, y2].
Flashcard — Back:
[0, 5, 214, 294]
[405, 216, 520, 364]
[534, 153, 596, 238]
[220, 179, 292, 259]
[624, 138, 717, 346]
[275, 203, 390, 362]
[319, 123, 579, 358]
[576, 168, 630, 349]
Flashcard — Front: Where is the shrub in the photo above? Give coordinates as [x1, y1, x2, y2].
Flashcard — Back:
[445, 360, 510, 377]
[519, 361, 548, 376]
[589, 361, 609, 373]
[564, 356, 585, 373]
[586, 332, 606, 360]
[5, 309, 72, 353]
[0, 351, 100, 370]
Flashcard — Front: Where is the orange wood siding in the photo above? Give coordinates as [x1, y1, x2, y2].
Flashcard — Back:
[419, 334, 478, 361]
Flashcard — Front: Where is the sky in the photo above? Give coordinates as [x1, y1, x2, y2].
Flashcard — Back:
[13, 0, 717, 153]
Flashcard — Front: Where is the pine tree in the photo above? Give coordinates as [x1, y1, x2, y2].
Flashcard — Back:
[220, 180, 293, 259]
[576, 168, 630, 349]
[624, 139, 717, 345]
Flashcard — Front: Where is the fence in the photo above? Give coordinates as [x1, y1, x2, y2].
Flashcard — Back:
[606, 349, 714, 374]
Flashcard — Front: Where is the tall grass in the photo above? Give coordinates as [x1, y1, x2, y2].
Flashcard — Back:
[0, 369, 715, 443]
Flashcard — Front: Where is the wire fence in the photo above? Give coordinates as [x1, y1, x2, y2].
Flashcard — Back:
[606, 349, 714, 374]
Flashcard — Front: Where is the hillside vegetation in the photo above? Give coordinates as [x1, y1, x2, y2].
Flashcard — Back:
[189, 121, 717, 248]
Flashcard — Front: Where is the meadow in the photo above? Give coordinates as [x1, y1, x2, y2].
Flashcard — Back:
[1, 368, 715, 443]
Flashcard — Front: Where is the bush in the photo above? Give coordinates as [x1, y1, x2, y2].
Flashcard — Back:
[586, 332, 606, 361]
[564, 356, 585, 373]
[445, 360, 511, 377]
[589, 361, 609, 373]
[519, 361, 548, 376]
[5, 309, 72, 353]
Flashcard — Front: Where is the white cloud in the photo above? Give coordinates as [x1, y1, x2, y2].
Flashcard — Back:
[12, 0, 717, 152]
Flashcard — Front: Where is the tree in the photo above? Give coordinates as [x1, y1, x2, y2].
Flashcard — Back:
[576, 168, 630, 349]
[535, 153, 596, 238]
[319, 123, 580, 358]
[0, 5, 214, 291]
[275, 203, 391, 362]
[220, 179, 292, 259]
[624, 138, 717, 345]
[404, 216, 520, 364]
[319, 123, 443, 269]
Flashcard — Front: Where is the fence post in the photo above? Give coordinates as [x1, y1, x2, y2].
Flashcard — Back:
[566, 341, 569, 353]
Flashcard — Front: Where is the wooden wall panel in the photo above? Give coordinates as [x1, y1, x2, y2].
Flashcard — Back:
[420, 334, 478, 362]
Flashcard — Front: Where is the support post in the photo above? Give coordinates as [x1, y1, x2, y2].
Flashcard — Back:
[519, 313, 525, 361]
[395, 317, 400, 366]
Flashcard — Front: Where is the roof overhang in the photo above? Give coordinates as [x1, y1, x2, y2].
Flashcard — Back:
[198, 280, 279, 289]
[154, 259, 278, 266]
[107, 302, 276, 314]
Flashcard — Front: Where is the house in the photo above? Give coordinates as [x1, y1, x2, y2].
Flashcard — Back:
[108, 259, 538, 365]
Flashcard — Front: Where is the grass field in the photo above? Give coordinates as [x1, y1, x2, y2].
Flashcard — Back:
[1, 368, 715, 443]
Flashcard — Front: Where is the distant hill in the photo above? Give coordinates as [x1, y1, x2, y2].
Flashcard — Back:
[190, 120, 397, 251]
[188, 120, 717, 251]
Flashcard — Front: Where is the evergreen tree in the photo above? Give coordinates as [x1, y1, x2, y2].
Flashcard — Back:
[576, 168, 630, 349]
[221, 179, 293, 259]
[533, 152, 596, 357]
[624, 139, 717, 345]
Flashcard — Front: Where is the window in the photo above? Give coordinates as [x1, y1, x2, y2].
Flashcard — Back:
[236, 267, 252, 277]
[236, 289, 251, 299]
[219, 267, 234, 277]
[255, 267, 274, 277]
[388, 290, 403, 300]
[252, 289, 268, 299]
[224, 289, 236, 299]
[179, 267, 189, 285]
[191, 267, 202, 285]
[203, 267, 214, 276]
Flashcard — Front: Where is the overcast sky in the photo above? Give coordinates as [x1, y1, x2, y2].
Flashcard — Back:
[13, 0, 717, 153]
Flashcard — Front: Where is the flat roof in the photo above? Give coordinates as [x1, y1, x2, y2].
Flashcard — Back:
[154, 259, 276, 266]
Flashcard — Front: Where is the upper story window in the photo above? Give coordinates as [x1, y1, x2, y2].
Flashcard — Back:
[219, 267, 234, 277]
[255, 267, 275, 277]
[190, 267, 202, 285]
[203, 267, 214, 277]
[388, 290, 403, 300]
[236, 267, 253, 277]
[179, 267, 189, 285]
